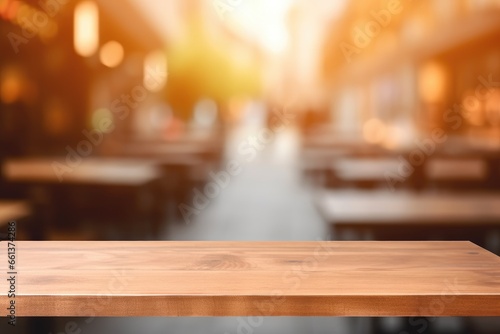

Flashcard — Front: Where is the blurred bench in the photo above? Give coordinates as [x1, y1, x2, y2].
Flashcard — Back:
[316, 189, 500, 248]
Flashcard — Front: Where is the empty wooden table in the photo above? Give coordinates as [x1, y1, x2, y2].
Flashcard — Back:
[1, 241, 499, 317]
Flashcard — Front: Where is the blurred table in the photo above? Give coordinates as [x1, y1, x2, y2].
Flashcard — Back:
[317, 190, 500, 245]
[329, 156, 492, 190]
[425, 157, 489, 190]
[6, 241, 500, 317]
[302, 130, 369, 149]
[426, 158, 487, 181]
[123, 139, 218, 183]
[2, 158, 163, 239]
[433, 139, 500, 188]
[0, 200, 30, 225]
[300, 148, 349, 185]
[4, 158, 159, 185]
[121, 132, 223, 165]
[332, 157, 400, 182]
[123, 141, 213, 159]
[119, 152, 214, 219]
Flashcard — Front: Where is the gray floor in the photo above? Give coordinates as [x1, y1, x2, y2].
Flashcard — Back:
[169, 127, 328, 241]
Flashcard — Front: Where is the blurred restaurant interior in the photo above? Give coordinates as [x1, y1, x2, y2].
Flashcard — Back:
[1, 0, 500, 333]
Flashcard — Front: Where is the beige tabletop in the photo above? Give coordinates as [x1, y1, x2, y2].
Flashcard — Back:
[1, 241, 499, 317]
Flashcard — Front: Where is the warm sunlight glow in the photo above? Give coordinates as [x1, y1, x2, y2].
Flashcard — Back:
[74, 1, 99, 57]
[226, 0, 292, 55]
[144, 50, 168, 92]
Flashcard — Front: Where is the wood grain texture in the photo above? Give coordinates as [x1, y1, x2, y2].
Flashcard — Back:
[0, 241, 499, 317]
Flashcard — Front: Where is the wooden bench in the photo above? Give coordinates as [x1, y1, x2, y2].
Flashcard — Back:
[1, 241, 499, 317]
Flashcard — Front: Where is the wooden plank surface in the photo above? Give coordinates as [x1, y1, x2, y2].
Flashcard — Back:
[317, 190, 500, 225]
[1, 241, 499, 317]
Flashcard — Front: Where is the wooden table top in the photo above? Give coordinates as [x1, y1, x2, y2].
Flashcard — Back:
[332, 158, 400, 181]
[0, 200, 30, 224]
[1, 241, 499, 317]
[302, 132, 368, 148]
[317, 190, 500, 225]
[123, 141, 214, 157]
[3, 158, 161, 186]
[331, 157, 489, 182]
[426, 158, 487, 181]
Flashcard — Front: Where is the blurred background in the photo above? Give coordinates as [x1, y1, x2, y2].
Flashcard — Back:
[1, 0, 500, 333]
